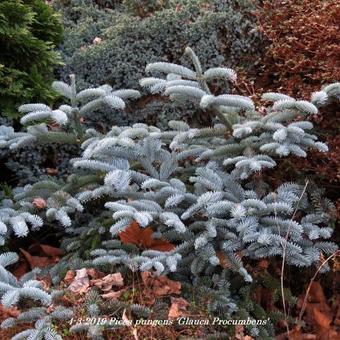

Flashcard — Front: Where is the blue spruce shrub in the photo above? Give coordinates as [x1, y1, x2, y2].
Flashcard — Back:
[0, 49, 338, 338]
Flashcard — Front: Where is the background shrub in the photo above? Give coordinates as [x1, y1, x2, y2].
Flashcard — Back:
[0, 0, 63, 118]
[58, 0, 261, 89]
[123, 0, 170, 16]
[54, 0, 262, 127]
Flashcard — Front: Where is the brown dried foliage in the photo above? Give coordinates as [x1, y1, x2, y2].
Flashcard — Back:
[251, 0, 340, 213]
[255, 0, 339, 97]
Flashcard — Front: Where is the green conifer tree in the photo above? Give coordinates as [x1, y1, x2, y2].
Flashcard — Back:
[0, 0, 63, 118]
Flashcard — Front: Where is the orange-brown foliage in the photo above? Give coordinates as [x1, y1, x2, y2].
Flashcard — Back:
[252, 0, 340, 213]
[256, 0, 340, 98]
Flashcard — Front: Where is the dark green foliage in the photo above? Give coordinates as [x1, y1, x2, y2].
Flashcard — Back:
[53, 0, 261, 129]
[0, 0, 63, 118]
[56, 0, 261, 90]
[5, 143, 80, 185]
[53, 0, 121, 57]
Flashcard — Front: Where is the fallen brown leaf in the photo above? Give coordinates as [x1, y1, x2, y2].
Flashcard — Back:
[141, 271, 181, 296]
[64, 270, 75, 285]
[91, 273, 124, 292]
[32, 197, 47, 209]
[38, 244, 64, 257]
[17, 245, 62, 274]
[11, 260, 29, 279]
[308, 282, 327, 304]
[302, 282, 332, 324]
[276, 327, 317, 340]
[119, 221, 175, 251]
[46, 305, 55, 314]
[101, 289, 126, 301]
[86, 268, 104, 280]
[313, 308, 332, 328]
[335, 299, 340, 327]
[168, 297, 189, 319]
[216, 251, 230, 269]
[298, 281, 338, 340]
[0, 305, 20, 319]
[68, 268, 90, 294]
[19, 248, 51, 269]
[235, 325, 258, 339]
[37, 275, 52, 291]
